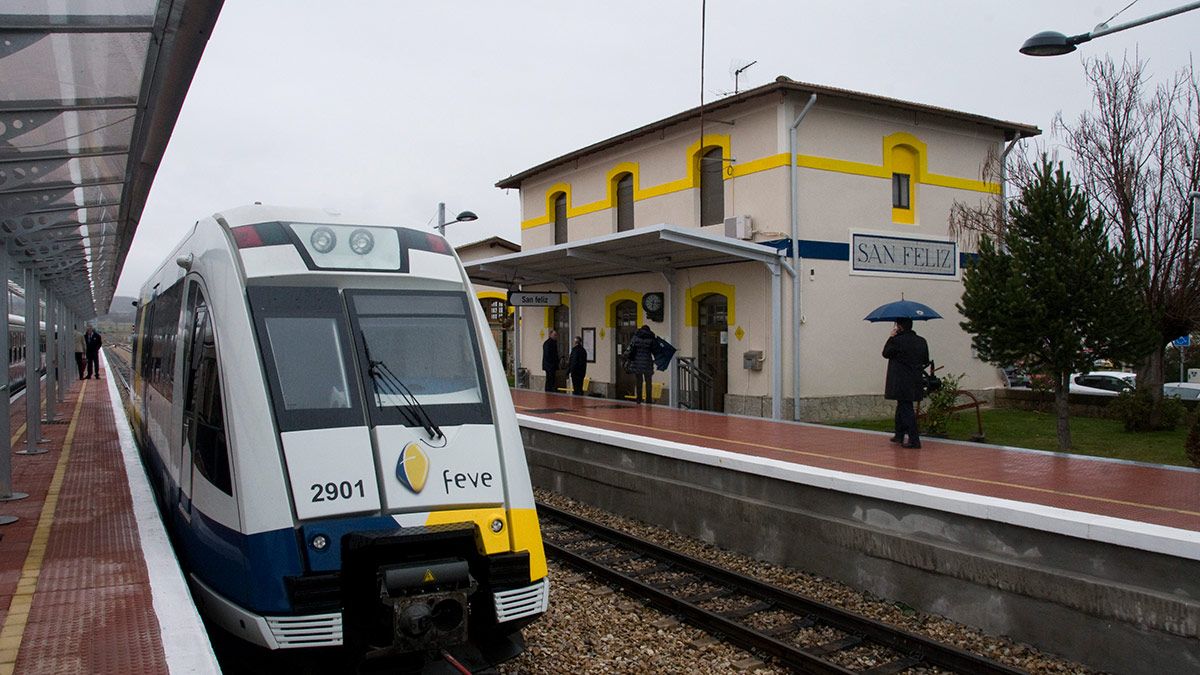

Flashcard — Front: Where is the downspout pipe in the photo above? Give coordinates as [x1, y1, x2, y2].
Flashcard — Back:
[789, 93, 817, 421]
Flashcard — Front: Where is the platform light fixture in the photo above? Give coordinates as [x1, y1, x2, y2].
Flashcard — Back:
[435, 202, 478, 236]
[1020, 2, 1200, 56]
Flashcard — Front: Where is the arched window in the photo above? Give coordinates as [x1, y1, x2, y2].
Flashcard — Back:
[891, 144, 918, 225]
[699, 147, 724, 226]
[553, 193, 567, 244]
[615, 173, 634, 232]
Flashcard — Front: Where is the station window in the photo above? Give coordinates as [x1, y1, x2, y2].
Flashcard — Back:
[553, 193, 567, 245]
[615, 173, 634, 232]
[699, 147, 724, 227]
[892, 173, 911, 209]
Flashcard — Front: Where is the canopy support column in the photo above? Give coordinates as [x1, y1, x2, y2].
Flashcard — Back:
[44, 291, 57, 423]
[769, 262, 783, 420]
[513, 285, 522, 388]
[0, 244, 26, 522]
[662, 270, 678, 408]
[19, 269, 45, 454]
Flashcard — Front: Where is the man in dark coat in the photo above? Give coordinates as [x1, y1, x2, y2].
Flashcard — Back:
[84, 325, 103, 380]
[567, 336, 588, 395]
[541, 330, 559, 392]
[882, 318, 929, 448]
[627, 325, 656, 404]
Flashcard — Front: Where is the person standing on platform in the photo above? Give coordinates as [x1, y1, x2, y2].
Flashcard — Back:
[84, 325, 103, 380]
[541, 329, 559, 392]
[882, 317, 929, 448]
[567, 336, 588, 395]
[627, 324, 656, 404]
[74, 328, 86, 379]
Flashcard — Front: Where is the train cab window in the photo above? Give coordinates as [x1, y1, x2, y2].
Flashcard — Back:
[247, 286, 364, 432]
[182, 285, 232, 496]
[347, 290, 492, 428]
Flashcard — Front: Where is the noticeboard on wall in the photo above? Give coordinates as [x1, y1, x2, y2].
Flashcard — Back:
[581, 327, 596, 363]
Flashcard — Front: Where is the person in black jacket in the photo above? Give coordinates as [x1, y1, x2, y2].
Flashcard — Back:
[541, 330, 559, 392]
[882, 318, 929, 448]
[84, 325, 103, 380]
[627, 325, 656, 404]
[567, 336, 588, 395]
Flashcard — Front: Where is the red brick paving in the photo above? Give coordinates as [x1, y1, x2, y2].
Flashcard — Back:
[512, 389, 1200, 532]
[0, 379, 168, 674]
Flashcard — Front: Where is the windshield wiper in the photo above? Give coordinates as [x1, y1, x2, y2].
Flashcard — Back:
[361, 331, 444, 440]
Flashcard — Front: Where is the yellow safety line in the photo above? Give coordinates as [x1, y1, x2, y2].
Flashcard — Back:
[0, 382, 87, 674]
[516, 404, 1200, 520]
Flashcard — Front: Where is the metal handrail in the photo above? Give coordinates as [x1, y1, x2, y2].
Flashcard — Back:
[676, 357, 714, 411]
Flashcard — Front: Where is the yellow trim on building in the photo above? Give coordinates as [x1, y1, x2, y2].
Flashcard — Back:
[889, 141, 918, 225]
[685, 281, 736, 327]
[543, 294, 569, 328]
[519, 132, 999, 230]
[476, 290, 514, 316]
[604, 289, 644, 327]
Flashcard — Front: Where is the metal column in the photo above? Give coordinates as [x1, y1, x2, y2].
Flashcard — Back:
[44, 293, 57, 423]
[770, 262, 783, 420]
[19, 269, 44, 454]
[663, 271, 678, 408]
[513, 286, 522, 388]
[56, 300, 67, 401]
[0, 245, 26, 522]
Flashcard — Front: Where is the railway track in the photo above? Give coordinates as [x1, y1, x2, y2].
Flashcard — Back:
[537, 501, 1026, 675]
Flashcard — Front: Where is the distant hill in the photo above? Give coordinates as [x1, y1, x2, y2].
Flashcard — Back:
[99, 295, 138, 324]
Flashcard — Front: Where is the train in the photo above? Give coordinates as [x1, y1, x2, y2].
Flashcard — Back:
[126, 205, 548, 669]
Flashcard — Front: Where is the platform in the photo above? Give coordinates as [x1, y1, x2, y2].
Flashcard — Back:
[512, 388, 1200, 675]
[0, 364, 217, 674]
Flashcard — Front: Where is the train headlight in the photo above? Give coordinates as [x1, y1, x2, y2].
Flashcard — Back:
[310, 534, 329, 551]
[348, 228, 375, 255]
[490, 518, 504, 533]
[310, 227, 337, 254]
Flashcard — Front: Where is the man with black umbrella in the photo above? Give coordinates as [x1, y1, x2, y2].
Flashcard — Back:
[882, 317, 929, 448]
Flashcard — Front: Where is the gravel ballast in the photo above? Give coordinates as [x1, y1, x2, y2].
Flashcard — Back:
[499, 490, 1097, 674]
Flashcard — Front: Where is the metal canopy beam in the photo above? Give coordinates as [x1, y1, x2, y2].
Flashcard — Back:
[0, 15, 156, 32]
[566, 248, 671, 275]
[0, 98, 138, 114]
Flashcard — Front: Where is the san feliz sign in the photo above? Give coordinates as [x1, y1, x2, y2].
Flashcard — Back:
[852, 233, 958, 277]
[507, 291, 562, 307]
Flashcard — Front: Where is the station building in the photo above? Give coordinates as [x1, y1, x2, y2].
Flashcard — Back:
[465, 76, 1040, 421]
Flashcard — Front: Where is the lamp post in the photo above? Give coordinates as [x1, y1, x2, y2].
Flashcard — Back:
[1020, 1, 1200, 56]
[436, 202, 478, 236]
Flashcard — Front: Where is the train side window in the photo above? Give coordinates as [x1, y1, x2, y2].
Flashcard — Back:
[182, 285, 232, 496]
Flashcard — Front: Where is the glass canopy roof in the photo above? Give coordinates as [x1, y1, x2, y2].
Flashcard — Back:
[0, 0, 222, 317]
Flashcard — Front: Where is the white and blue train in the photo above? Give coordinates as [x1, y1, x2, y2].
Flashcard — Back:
[128, 205, 548, 668]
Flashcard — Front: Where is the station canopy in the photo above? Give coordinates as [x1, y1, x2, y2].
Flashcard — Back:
[0, 0, 222, 317]
[463, 224, 785, 287]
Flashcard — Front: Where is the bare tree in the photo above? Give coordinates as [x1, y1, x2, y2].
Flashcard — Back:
[1056, 55, 1200, 416]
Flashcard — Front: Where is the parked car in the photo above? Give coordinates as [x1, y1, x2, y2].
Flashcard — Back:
[1069, 371, 1136, 396]
[1163, 382, 1200, 400]
[1001, 366, 1030, 388]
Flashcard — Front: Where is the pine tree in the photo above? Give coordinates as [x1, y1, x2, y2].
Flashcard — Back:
[958, 158, 1155, 450]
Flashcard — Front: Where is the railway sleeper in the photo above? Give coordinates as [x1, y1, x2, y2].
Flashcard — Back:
[716, 600, 772, 621]
[859, 653, 925, 675]
[682, 587, 733, 604]
[807, 634, 864, 657]
[762, 615, 816, 638]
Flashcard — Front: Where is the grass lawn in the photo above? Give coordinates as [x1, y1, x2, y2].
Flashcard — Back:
[833, 408, 1195, 467]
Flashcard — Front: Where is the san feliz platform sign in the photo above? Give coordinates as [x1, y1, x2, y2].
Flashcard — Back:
[851, 233, 958, 278]
[507, 291, 562, 307]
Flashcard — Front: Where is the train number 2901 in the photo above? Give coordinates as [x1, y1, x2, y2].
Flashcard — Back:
[310, 480, 366, 502]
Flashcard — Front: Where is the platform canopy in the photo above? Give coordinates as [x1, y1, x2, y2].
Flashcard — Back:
[0, 0, 223, 318]
[463, 224, 785, 287]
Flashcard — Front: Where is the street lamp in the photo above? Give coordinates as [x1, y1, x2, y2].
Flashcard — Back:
[436, 202, 478, 236]
[1020, 1, 1200, 56]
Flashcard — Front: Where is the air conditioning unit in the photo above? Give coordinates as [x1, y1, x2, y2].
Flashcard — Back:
[723, 215, 753, 240]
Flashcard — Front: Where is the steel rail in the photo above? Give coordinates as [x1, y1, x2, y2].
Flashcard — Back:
[537, 501, 1027, 675]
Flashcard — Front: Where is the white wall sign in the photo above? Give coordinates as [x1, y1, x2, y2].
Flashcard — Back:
[852, 233, 957, 277]
[507, 291, 562, 307]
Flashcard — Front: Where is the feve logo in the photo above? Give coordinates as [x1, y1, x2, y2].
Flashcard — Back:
[396, 443, 429, 494]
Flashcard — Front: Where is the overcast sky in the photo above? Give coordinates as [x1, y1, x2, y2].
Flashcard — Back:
[116, 0, 1200, 296]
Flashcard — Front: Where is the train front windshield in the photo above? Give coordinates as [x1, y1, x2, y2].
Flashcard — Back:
[347, 290, 493, 428]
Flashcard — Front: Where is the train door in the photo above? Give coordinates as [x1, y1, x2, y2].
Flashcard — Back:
[179, 283, 235, 522]
[552, 304, 570, 390]
[697, 294, 728, 412]
[613, 300, 637, 399]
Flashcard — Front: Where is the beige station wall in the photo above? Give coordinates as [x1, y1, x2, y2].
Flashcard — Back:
[507, 91, 1015, 408]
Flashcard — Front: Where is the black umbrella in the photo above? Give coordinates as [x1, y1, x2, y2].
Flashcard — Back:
[863, 299, 943, 322]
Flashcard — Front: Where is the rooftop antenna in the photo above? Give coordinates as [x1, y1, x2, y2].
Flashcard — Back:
[730, 59, 758, 94]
